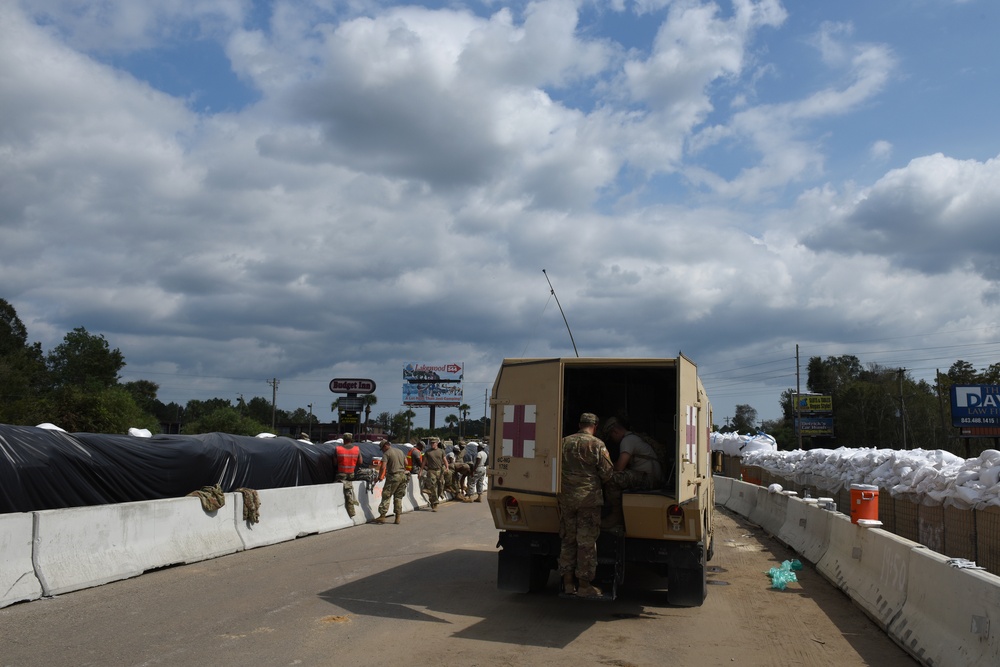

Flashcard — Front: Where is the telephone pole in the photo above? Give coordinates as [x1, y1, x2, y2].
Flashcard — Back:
[267, 378, 280, 431]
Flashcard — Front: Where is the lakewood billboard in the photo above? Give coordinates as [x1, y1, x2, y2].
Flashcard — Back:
[950, 384, 1000, 427]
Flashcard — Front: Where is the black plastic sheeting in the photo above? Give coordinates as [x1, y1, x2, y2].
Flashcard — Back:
[0, 424, 394, 514]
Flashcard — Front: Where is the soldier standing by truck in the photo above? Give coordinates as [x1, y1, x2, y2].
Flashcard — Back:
[557, 412, 614, 598]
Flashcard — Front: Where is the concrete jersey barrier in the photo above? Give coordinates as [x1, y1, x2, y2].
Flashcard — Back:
[32, 495, 243, 596]
[235, 484, 353, 550]
[713, 475, 733, 506]
[1, 512, 42, 608]
[724, 479, 758, 517]
[778, 497, 832, 565]
[889, 547, 1000, 667]
[749, 486, 788, 536]
[816, 513, 919, 630]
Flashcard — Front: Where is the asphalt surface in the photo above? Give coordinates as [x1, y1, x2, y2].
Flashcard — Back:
[0, 500, 917, 667]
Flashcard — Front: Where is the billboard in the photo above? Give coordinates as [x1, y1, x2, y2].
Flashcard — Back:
[796, 395, 833, 412]
[795, 417, 834, 436]
[403, 362, 463, 383]
[402, 382, 463, 406]
[950, 384, 1000, 427]
[402, 362, 464, 407]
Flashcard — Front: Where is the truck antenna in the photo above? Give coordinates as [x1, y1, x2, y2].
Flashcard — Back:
[542, 269, 579, 357]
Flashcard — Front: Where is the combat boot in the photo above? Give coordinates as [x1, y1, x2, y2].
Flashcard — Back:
[577, 581, 603, 598]
[473, 494, 482, 502]
[394, 514, 401, 525]
[562, 574, 576, 595]
[374, 514, 386, 524]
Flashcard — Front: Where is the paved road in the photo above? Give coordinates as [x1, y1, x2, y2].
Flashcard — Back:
[1, 501, 917, 667]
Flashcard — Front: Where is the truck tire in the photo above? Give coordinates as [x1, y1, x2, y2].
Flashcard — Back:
[667, 564, 707, 607]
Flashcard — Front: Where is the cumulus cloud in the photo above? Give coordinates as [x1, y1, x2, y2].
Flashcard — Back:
[803, 153, 1000, 282]
[2, 0, 999, 424]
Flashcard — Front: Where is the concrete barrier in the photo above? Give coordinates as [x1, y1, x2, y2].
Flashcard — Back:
[889, 547, 1000, 667]
[778, 497, 832, 565]
[816, 514, 915, 630]
[33, 496, 243, 596]
[235, 484, 353, 549]
[749, 486, 788, 536]
[724, 480, 758, 518]
[714, 475, 733, 506]
[1, 512, 42, 608]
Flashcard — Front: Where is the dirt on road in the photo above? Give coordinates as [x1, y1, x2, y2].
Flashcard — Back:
[0, 501, 918, 667]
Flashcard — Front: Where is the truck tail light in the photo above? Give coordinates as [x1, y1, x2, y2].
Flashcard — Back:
[503, 496, 521, 523]
[667, 504, 684, 532]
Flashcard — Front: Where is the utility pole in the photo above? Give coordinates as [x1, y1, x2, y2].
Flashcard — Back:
[899, 368, 907, 450]
[267, 378, 279, 431]
[796, 344, 802, 450]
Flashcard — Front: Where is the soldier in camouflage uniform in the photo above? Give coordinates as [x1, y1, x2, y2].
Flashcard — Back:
[557, 412, 614, 598]
[420, 437, 448, 511]
[375, 440, 408, 524]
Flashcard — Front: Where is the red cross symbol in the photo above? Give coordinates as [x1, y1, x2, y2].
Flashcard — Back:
[502, 404, 536, 458]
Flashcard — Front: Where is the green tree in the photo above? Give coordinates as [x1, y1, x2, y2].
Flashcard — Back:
[458, 403, 471, 437]
[946, 360, 979, 384]
[183, 406, 269, 435]
[46, 385, 159, 433]
[184, 398, 234, 423]
[123, 379, 160, 415]
[0, 299, 47, 424]
[731, 404, 758, 433]
[444, 413, 459, 436]
[46, 327, 125, 391]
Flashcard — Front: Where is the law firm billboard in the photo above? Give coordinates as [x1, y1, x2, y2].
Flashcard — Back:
[950, 384, 1000, 427]
[402, 362, 464, 407]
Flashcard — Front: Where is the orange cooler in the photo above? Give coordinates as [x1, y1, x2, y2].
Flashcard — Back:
[849, 484, 879, 524]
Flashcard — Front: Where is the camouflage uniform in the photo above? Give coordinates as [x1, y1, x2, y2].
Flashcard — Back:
[378, 445, 408, 519]
[557, 421, 614, 582]
[421, 444, 447, 509]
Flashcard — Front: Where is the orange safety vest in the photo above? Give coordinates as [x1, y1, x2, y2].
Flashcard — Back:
[408, 448, 422, 472]
[335, 444, 361, 475]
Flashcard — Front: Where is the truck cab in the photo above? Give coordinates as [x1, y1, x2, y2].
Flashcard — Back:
[486, 356, 714, 606]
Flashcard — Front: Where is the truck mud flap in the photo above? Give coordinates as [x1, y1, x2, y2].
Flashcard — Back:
[497, 531, 560, 593]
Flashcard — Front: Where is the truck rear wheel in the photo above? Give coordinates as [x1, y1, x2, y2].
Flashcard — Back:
[667, 565, 707, 607]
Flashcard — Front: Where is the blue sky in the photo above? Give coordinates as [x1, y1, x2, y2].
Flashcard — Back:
[3, 0, 1000, 431]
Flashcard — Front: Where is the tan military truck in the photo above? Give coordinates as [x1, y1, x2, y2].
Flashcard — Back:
[486, 356, 714, 606]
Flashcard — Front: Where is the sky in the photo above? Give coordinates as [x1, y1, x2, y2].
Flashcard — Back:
[3, 0, 1000, 431]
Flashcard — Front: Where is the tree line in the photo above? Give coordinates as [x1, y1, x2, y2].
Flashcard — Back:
[0, 299, 489, 440]
[723, 354, 998, 456]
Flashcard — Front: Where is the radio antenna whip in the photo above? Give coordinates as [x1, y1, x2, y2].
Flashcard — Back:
[542, 269, 579, 357]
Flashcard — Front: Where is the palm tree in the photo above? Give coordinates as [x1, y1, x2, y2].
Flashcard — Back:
[403, 409, 416, 440]
[363, 394, 378, 433]
[459, 403, 471, 437]
[445, 413, 459, 437]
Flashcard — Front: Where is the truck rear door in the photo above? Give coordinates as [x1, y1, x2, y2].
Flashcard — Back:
[490, 358, 564, 496]
[676, 353, 706, 497]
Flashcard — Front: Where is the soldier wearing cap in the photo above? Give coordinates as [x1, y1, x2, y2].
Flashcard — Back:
[557, 412, 613, 598]
[464, 443, 489, 502]
[420, 437, 449, 511]
[374, 440, 407, 525]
